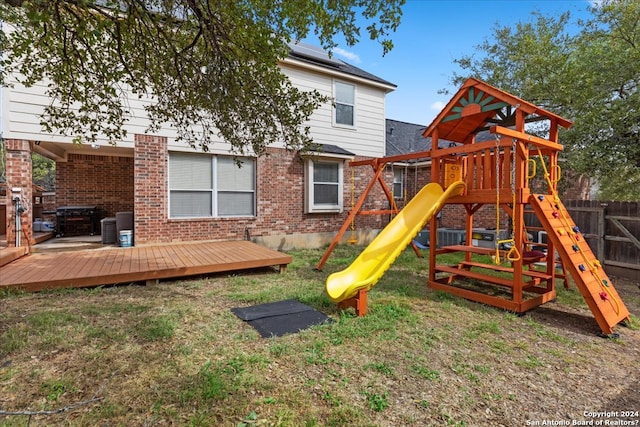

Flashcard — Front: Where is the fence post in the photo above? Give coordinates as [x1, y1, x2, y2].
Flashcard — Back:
[597, 204, 605, 265]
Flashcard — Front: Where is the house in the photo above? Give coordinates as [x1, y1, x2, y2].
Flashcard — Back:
[384, 119, 432, 207]
[2, 42, 398, 250]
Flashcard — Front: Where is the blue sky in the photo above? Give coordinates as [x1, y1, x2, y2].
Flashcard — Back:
[310, 0, 595, 126]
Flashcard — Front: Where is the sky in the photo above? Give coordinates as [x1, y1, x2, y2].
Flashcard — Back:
[308, 0, 596, 126]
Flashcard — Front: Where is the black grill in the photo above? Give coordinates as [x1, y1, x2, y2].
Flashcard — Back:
[56, 206, 98, 237]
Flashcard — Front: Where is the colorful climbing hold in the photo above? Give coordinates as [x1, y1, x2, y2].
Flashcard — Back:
[558, 229, 565, 235]
[603, 279, 609, 287]
[573, 226, 580, 233]
[578, 264, 586, 272]
[593, 260, 601, 268]
[538, 195, 545, 201]
[552, 211, 559, 218]
[599, 291, 609, 301]
[572, 244, 579, 252]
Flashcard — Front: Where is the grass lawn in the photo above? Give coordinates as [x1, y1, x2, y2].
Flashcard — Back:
[1, 245, 639, 426]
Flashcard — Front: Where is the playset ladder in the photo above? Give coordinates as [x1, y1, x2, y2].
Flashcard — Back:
[528, 194, 630, 335]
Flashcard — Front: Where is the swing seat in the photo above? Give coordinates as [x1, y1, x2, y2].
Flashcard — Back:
[522, 250, 546, 266]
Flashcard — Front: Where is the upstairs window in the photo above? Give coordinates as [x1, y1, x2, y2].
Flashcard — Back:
[334, 81, 355, 127]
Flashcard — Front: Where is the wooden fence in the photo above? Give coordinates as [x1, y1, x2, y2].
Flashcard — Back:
[525, 200, 639, 281]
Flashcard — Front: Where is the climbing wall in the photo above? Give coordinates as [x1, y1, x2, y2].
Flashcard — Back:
[529, 194, 630, 335]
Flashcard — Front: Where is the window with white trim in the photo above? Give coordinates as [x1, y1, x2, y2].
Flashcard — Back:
[393, 168, 404, 199]
[334, 81, 355, 127]
[217, 157, 255, 216]
[304, 158, 344, 213]
[169, 152, 255, 218]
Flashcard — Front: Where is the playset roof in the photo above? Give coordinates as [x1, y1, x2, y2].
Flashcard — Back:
[423, 78, 572, 144]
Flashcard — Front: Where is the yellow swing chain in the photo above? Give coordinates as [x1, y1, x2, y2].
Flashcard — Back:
[390, 163, 395, 203]
[404, 164, 409, 204]
[494, 136, 521, 264]
[348, 167, 357, 244]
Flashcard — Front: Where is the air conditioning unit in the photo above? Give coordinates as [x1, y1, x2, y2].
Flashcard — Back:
[414, 230, 430, 247]
[437, 228, 466, 248]
[471, 228, 508, 249]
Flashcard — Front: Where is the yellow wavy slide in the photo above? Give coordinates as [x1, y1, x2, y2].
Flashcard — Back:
[326, 181, 465, 303]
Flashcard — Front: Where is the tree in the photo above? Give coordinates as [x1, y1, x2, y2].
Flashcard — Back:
[449, 0, 640, 200]
[0, 0, 404, 156]
[32, 153, 55, 191]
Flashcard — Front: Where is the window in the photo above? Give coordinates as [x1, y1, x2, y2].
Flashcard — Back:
[334, 81, 355, 126]
[304, 159, 344, 213]
[169, 153, 213, 217]
[217, 157, 255, 216]
[393, 167, 404, 200]
[169, 153, 255, 218]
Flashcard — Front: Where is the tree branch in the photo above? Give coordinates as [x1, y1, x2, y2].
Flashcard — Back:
[0, 396, 104, 416]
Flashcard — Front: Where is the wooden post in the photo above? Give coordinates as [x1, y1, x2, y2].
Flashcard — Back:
[316, 154, 427, 270]
[315, 163, 385, 270]
[511, 111, 527, 308]
[338, 289, 368, 316]
[429, 129, 440, 285]
[597, 205, 606, 265]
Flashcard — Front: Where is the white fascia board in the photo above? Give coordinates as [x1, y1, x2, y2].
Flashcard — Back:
[281, 58, 396, 93]
[300, 151, 355, 161]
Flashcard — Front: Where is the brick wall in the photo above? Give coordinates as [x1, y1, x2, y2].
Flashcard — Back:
[131, 143, 394, 245]
[388, 164, 431, 211]
[132, 137, 275, 244]
[50, 141, 529, 245]
[4, 139, 33, 246]
[438, 204, 499, 229]
[256, 150, 391, 237]
[396, 164, 496, 230]
[134, 134, 168, 243]
[56, 153, 134, 234]
[7, 136, 595, 248]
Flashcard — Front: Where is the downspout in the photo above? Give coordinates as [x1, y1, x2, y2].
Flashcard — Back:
[11, 188, 27, 248]
[14, 195, 21, 247]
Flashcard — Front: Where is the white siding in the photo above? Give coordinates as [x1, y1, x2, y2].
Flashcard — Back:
[283, 66, 387, 158]
[2, 61, 389, 157]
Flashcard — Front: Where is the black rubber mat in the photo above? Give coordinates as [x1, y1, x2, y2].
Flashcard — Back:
[231, 299, 332, 338]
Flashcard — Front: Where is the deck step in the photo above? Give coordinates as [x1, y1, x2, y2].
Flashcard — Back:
[0, 246, 29, 267]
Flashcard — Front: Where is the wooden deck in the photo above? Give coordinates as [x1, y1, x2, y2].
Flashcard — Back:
[0, 240, 292, 292]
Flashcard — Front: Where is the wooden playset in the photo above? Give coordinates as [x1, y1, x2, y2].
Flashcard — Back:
[324, 78, 630, 336]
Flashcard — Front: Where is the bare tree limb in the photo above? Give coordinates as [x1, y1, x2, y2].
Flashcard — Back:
[0, 396, 104, 416]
